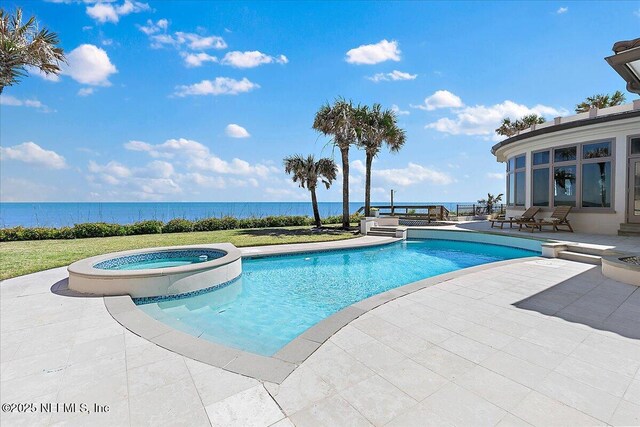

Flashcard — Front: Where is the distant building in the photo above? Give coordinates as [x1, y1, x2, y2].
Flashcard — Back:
[491, 39, 640, 235]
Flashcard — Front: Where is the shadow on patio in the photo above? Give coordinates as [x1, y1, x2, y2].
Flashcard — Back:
[513, 268, 640, 340]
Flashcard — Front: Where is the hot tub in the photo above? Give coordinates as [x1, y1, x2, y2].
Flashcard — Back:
[67, 243, 241, 298]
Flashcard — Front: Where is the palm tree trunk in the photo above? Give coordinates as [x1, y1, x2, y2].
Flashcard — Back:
[341, 147, 350, 229]
[364, 152, 373, 217]
[310, 186, 321, 228]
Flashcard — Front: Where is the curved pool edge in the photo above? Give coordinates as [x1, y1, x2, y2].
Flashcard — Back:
[104, 254, 542, 384]
[68, 243, 242, 298]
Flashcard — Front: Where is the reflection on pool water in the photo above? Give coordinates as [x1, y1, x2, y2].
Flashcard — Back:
[136, 239, 539, 355]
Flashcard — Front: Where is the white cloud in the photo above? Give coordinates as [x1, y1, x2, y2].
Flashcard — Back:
[123, 137, 276, 178]
[149, 31, 227, 50]
[62, 44, 117, 86]
[146, 160, 174, 178]
[225, 124, 250, 138]
[124, 138, 206, 158]
[180, 52, 217, 67]
[176, 32, 227, 50]
[557, 7, 568, 14]
[425, 101, 567, 140]
[391, 104, 409, 116]
[220, 51, 288, 68]
[88, 159, 183, 198]
[367, 70, 417, 82]
[0, 95, 53, 112]
[346, 39, 401, 65]
[138, 18, 168, 35]
[77, 87, 95, 96]
[86, 0, 150, 24]
[351, 159, 452, 186]
[634, 8, 640, 17]
[487, 172, 505, 180]
[426, 99, 566, 140]
[413, 90, 463, 111]
[173, 77, 259, 97]
[1, 142, 67, 169]
[88, 160, 132, 180]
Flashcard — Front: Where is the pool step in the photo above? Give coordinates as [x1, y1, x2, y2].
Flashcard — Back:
[563, 243, 609, 256]
[618, 223, 640, 236]
[558, 250, 602, 265]
[368, 226, 398, 237]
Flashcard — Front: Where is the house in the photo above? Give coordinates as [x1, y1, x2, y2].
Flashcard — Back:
[491, 39, 640, 236]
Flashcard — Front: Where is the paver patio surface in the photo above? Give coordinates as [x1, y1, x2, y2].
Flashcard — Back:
[1, 235, 639, 426]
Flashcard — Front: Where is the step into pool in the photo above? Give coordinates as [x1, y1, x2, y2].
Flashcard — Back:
[135, 239, 539, 356]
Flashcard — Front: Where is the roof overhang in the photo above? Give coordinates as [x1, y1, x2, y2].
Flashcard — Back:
[605, 38, 640, 95]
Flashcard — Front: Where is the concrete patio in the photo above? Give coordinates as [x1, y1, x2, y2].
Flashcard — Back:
[1, 233, 639, 426]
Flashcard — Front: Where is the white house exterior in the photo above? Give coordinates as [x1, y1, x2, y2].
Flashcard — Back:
[492, 101, 640, 235]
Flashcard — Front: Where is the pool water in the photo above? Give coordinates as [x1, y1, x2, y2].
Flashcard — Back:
[113, 257, 205, 270]
[93, 249, 225, 270]
[136, 239, 538, 355]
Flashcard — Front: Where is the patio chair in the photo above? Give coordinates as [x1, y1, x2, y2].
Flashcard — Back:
[519, 206, 574, 232]
[489, 207, 540, 229]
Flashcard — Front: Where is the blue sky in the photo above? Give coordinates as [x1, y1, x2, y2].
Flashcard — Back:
[1, 0, 638, 203]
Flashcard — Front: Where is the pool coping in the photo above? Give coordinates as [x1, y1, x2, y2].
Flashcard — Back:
[104, 236, 543, 384]
[68, 243, 241, 278]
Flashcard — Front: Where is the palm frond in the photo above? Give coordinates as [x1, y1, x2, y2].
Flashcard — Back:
[0, 7, 65, 92]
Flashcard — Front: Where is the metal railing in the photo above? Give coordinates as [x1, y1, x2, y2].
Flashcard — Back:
[455, 203, 507, 217]
[356, 205, 451, 221]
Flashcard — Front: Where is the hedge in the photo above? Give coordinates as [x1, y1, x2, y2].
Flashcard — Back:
[0, 214, 362, 242]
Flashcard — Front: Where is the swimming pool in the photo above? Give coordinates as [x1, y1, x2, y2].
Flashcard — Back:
[93, 249, 226, 270]
[136, 239, 539, 356]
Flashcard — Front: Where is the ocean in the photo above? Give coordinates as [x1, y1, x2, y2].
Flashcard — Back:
[0, 202, 466, 228]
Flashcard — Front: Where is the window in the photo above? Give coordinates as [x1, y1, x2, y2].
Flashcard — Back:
[507, 175, 514, 205]
[582, 162, 611, 207]
[530, 140, 613, 210]
[554, 165, 577, 206]
[630, 137, 640, 155]
[533, 151, 549, 165]
[583, 142, 610, 159]
[532, 150, 550, 206]
[506, 154, 525, 206]
[581, 141, 612, 208]
[554, 146, 576, 162]
[532, 168, 550, 206]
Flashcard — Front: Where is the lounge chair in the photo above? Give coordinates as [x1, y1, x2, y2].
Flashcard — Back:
[519, 206, 573, 232]
[489, 207, 540, 229]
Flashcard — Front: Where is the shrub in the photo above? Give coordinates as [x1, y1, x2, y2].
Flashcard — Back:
[218, 216, 239, 230]
[72, 222, 126, 238]
[193, 217, 221, 231]
[162, 218, 194, 233]
[322, 213, 362, 225]
[0, 213, 353, 242]
[127, 220, 163, 235]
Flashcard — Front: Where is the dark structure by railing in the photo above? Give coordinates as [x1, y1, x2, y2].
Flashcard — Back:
[356, 205, 451, 222]
[455, 203, 507, 217]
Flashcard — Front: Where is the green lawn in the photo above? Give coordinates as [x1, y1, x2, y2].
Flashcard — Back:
[0, 226, 357, 280]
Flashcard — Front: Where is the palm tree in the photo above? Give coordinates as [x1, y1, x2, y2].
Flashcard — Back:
[0, 8, 66, 93]
[575, 91, 626, 113]
[283, 154, 338, 228]
[496, 114, 545, 137]
[478, 193, 503, 215]
[313, 99, 360, 229]
[358, 104, 406, 216]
